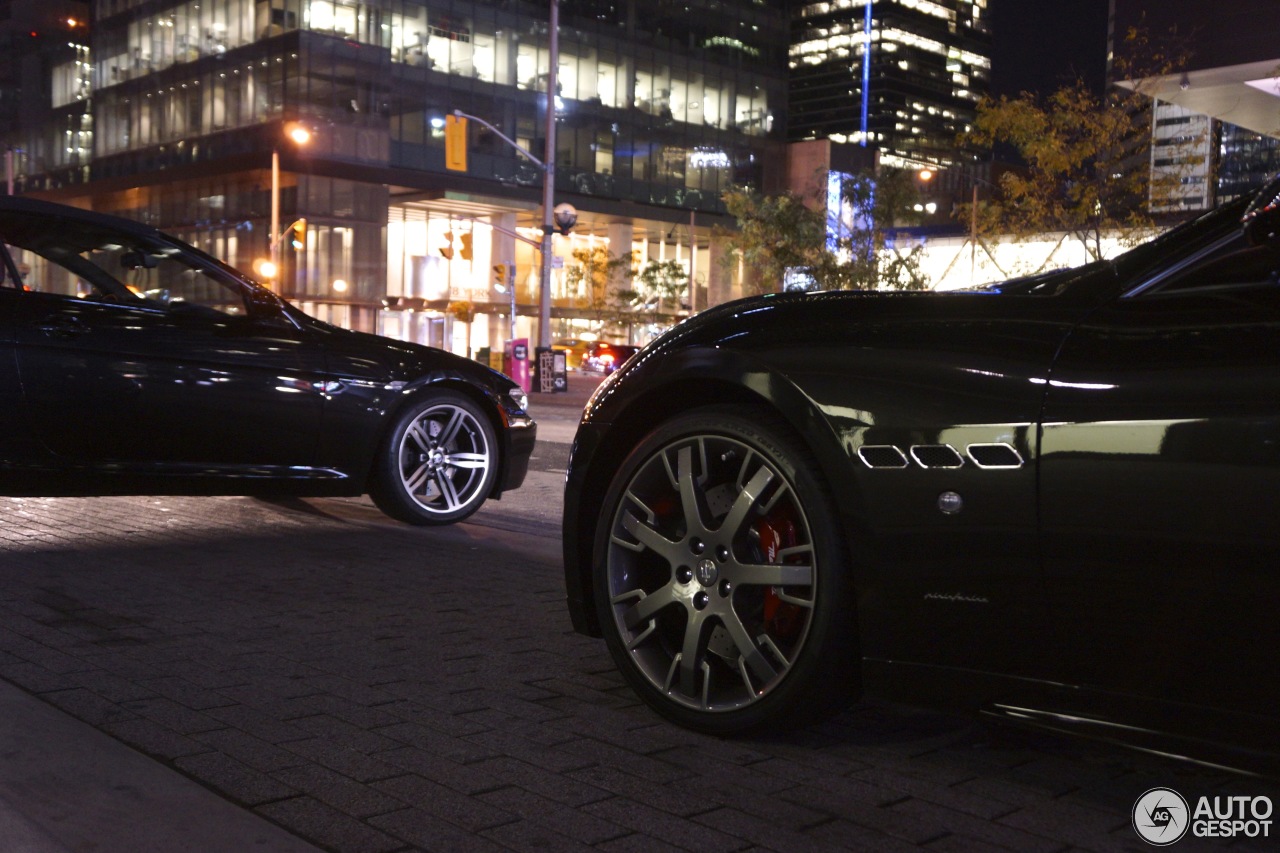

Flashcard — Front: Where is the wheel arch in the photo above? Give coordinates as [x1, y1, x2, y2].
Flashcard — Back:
[565, 346, 861, 638]
[362, 377, 512, 498]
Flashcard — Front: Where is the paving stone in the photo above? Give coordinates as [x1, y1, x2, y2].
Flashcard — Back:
[258, 796, 409, 853]
[374, 774, 516, 833]
[478, 786, 628, 845]
[582, 797, 743, 853]
[174, 751, 300, 807]
[369, 805, 512, 853]
[101, 717, 212, 761]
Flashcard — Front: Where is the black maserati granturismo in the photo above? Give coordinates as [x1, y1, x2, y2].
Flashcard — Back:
[563, 176, 1280, 773]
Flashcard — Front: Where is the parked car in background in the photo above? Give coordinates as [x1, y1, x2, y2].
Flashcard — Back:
[579, 341, 640, 375]
[552, 338, 593, 371]
[0, 197, 536, 525]
[562, 176, 1280, 773]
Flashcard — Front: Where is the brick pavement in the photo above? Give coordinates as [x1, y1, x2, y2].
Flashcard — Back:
[0, 424, 1278, 851]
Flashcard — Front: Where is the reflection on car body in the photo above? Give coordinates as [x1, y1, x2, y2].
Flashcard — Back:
[0, 197, 535, 525]
[563, 175, 1280, 773]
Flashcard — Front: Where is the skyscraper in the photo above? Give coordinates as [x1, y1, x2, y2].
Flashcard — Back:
[788, 0, 991, 168]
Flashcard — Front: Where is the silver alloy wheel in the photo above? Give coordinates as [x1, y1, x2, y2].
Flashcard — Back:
[605, 433, 817, 713]
[396, 402, 492, 517]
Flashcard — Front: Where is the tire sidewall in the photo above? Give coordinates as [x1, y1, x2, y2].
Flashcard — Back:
[591, 406, 858, 734]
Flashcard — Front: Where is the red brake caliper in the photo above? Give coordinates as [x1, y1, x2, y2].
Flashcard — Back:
[756, 514, 803, 641]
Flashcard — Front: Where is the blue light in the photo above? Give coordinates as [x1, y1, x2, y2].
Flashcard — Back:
[861, 1, 872, 145]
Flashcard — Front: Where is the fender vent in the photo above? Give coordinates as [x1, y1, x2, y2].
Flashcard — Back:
[910, 444, 965, 469]
[966, 443, 1024, 469]
[857, 445, 909, 469]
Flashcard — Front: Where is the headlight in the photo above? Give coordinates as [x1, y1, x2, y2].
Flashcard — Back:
[508, 387, 529, 413]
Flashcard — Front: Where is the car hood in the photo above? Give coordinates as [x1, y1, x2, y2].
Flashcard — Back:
[612, 261, 1119, 378]
[298, 316, 519, 393]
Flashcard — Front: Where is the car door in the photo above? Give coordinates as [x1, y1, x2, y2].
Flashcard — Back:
[1039, 233, 1280, 718]
[12, 239, 327, 473]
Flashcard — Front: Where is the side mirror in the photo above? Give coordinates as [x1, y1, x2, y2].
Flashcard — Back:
[1242, 174, 1280, 250]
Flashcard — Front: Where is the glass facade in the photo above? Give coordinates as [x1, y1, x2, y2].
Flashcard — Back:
[9, 0, 787, 339]
[788, 0, 990, 166]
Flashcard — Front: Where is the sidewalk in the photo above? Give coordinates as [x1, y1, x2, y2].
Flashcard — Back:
[0, 678, 323, 853]
[523, 371, 601, 443]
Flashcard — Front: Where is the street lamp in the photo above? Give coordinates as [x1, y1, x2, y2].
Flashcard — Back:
[537, 0, 561, 354]
[270, 123, 312, 283]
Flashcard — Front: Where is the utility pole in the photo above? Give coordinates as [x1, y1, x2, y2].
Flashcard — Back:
[537, 0, 560, 352]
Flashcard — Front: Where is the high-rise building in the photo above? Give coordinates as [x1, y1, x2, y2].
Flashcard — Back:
[1113, 0, 1280, 211]
[5, 0, 789, 347]
[787, 0, 991, 168]
[1, 0, 92, 192]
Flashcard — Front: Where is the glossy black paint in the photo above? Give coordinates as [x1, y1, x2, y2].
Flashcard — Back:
[0, 197, 535, 503]
[564, 188, 1280, 770]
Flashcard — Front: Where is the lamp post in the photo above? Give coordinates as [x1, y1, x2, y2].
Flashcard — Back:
[537, 0, 560, 352]
[269, 123, 312, 283]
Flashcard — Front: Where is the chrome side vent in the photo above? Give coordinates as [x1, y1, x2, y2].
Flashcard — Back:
[910, 444, 965, 469]
[966, 443, 1024, 469]
[857, 445, 909, 469]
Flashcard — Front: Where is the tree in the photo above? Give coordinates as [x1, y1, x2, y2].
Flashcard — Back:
[961, 25, 1194, 261]
[447, 299, 475, 357]
[720, 167, 928, 294]
[633, 259, 688, 315]
[563, 245, 634, 334]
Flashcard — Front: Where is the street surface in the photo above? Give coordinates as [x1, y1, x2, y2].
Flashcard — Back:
[0, 376, 1276, 852]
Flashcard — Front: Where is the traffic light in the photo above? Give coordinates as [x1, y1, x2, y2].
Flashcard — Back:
[492, 263, 508, 288]
[290, 218, 307, 250]
[445, 114, 468, 172]
[460, 232, 473, 261]
[440, 231, 455, 259]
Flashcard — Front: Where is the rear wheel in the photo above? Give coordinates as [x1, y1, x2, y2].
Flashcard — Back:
[593, 407, 858, 734]
[370, 391, 497, 525]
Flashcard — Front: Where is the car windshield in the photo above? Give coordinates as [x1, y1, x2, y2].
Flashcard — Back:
[1111, 194, 1250, 283]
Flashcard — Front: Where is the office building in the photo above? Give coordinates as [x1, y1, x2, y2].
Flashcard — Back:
[1112, 0, 1280, 211]
[788, 0, 991, 168]
[7, 0, 789, 350]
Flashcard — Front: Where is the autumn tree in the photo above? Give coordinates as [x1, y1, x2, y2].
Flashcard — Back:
[720, 167, 928, 294]
[632, 259, 688, 315]
[961, 25, 1194, 261]
[564, 245, 635, 334]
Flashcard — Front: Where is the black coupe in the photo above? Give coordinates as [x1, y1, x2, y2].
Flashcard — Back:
[563, 177, 1280, 771]
[0, 197, 535, 525]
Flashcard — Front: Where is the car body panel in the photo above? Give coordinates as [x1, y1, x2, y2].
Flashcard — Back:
[1040, 279, 1280, 720]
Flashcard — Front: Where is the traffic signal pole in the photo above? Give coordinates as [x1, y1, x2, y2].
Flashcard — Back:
[450, 0, 559, 353]
[538, 0, 559, 352]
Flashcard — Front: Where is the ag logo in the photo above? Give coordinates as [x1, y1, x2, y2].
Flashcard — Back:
[1134, 787, 1190, 845]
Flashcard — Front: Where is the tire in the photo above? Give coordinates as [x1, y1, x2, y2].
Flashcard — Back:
[592, 407, 858, 735]
[370, 390, 498, 525]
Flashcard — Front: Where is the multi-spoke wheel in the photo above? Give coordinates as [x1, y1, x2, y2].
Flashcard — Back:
[594, 407, 857, 734]
[370, 391, 498, 525]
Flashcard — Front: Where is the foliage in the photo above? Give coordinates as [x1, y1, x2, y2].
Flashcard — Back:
[961, 25, 1194, 261]
[447, 299, 475, 323]
[632, 259, 688, 314]
[563, 245, 638, 335]
[720, 168, 929, 294]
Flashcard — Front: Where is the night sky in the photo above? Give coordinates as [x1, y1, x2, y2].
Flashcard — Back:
[989, 0, 1111, 97]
